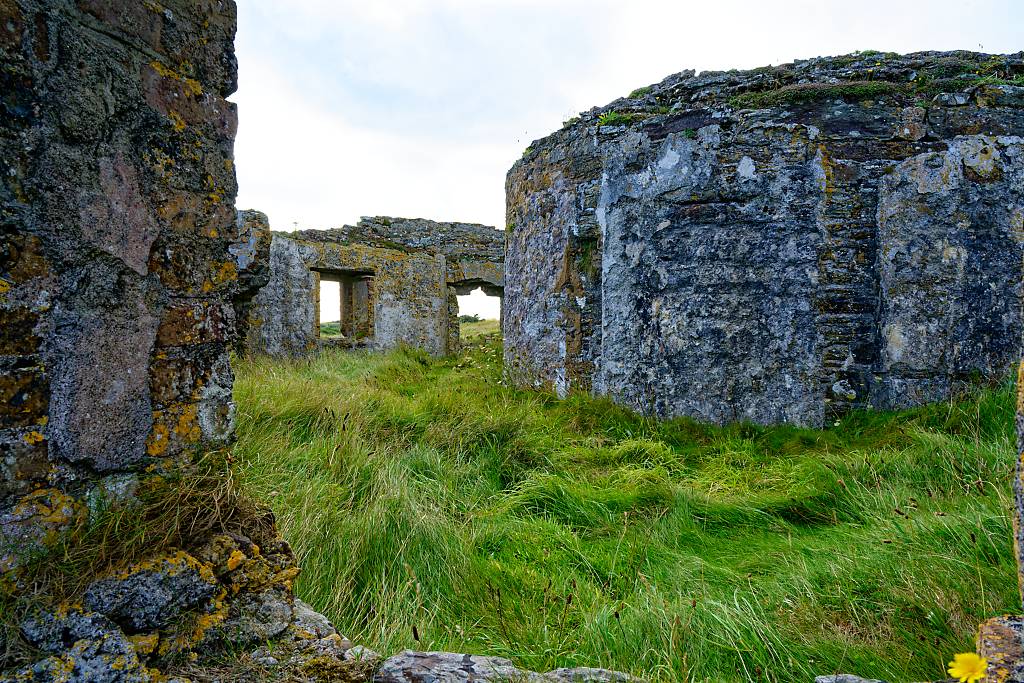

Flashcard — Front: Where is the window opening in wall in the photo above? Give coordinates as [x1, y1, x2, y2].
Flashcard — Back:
[316, 269, 375, 347]
[318, 278, 342, 338]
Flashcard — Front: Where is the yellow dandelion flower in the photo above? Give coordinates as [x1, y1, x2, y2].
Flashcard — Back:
[948, 652, 987, 683]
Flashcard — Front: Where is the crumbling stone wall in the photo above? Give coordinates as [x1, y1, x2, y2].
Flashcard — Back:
[1, 0, 241, 542]
[230, 209, 272, 354]
[246, 216, 504, 357]
[0, 2, 360, 680]
[506, 50, 1024, 427]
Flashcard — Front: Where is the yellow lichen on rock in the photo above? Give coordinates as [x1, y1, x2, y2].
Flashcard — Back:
[0, 488, 83, 576]
[146, 422, 170, 456]
[129, 632, 160, 658]
[167, 111, 187, 132]
[149, 60, 203, 97]
[22, 430, 44, 445]
[226, 549, 245, 572]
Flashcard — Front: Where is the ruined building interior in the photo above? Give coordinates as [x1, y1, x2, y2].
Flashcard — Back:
[2, 0, 1024, 681]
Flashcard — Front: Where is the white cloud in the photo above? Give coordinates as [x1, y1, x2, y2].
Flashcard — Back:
[234, 56, 516, 230]
[234, 0, 1023, 232]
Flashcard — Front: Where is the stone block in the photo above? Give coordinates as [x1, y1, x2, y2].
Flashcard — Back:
[978, 616, 1024, 683]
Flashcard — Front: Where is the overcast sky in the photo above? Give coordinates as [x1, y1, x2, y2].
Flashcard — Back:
[231, 0, 1022, 319]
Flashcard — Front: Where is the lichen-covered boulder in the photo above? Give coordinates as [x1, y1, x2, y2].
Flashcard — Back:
[373, 650, 544, 682]
[190, 533, 301, 647]
[83, 551, 220, 633]
[0, 489, 82, 576]
[291, 598, 338, 640]
[6, 530, 361, 681]
[2, 638, 152, 683]
[211, 583, 294, 644]
[7, 606, 153, 683]
[20, 607, 122, 654]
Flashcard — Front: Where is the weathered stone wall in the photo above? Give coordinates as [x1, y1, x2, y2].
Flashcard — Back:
[247, 216, 504, 357]
[1, 0, 240, 538]
[230, 209, 272, 354]
[0, 3, 363, 680]
[506, 50, 1024, 426]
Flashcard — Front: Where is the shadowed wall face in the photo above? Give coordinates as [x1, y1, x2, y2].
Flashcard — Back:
[505, 51, 1024, 427]
[1, 0, 242, 525]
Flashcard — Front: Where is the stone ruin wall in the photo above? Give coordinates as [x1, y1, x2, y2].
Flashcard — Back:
[245, 216, 504, 358]
[231, 209, 273, 354]
[0, 2, 360, 680]
[505, 50, 1024, 428]
[0, 0, 242, 502]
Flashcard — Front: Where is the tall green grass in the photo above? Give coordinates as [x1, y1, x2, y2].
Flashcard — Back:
[233, 334, 1018, 682]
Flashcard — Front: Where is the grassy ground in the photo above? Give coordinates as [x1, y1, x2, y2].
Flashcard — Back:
[233, 333, 1018, 683]
[322, 318, 498, 340]
[460, 318, 501, 339]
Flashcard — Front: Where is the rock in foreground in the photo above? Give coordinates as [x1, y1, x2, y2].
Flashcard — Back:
[373, 650, 641, 683]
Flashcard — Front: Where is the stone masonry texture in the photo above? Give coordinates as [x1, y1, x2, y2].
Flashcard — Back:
[246, 216, 504, 358]
[230, 208, 272, 354]
[0, 0, 240, 527]
[505, 50, 1024, 427]
[0, 2, 366, 681]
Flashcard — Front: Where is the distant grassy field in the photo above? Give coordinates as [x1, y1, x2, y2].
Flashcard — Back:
[460, 318, 500, 339]
[320, 321, 342, 337]
[233, 334, 1017, 683]
[322, 318, 498, 340]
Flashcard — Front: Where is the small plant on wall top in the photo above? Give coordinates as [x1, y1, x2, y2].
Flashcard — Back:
[597, 111, 645, 127]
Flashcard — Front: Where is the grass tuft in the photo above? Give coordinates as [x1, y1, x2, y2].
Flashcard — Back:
[729, 81, 906, 109]
[597, 111, 647, 127]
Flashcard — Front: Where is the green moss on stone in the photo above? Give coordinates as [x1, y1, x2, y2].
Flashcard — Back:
[729, 80, 906, 109]
[597, 111, 646, 127]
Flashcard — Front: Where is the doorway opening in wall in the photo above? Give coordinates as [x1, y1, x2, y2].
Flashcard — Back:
[454, 285, 502, 341]
[316, 269, 375, 347]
